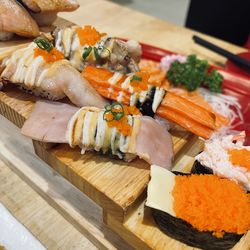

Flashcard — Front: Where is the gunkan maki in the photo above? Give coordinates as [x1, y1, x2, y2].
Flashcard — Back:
[146, 165, 250, 250]
[193, 133, 250, 192]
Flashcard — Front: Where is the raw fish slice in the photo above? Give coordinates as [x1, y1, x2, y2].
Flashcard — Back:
[136, 116, 173, 168]
[0, 0, 39, 39]
[0, 43, 108, 108]
[22, 101, 173, 169]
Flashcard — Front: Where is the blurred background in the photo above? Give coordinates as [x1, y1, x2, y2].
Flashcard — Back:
[109, 0, 250, 48]
[108, 0, 189, 26]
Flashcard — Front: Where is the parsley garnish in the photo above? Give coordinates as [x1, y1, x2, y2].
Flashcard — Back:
[167, 55, 223, 93]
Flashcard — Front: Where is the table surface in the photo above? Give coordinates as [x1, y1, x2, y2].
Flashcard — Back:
[0, 0, 248, 249]
[60, 0, 246, 66]
[0, 162, 97, 250]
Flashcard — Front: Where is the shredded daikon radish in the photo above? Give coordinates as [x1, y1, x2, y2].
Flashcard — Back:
[198, 87, 244, 126]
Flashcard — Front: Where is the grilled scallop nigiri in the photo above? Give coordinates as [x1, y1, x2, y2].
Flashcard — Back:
[0, 39, 107, 108]
[52, 25, 142, 73]
[0, 0, 39, 40]
[20, 0, 79, 26]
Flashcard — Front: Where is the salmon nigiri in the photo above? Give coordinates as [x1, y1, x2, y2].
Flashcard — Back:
[20, 0, 79, 26]
[0, 38, 107, 108]
[0, 0, 39, 40]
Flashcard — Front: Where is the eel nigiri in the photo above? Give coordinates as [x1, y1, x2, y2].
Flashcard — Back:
[193, 133, 250, 191]
[21, 100, 174, 169]
[146, 165, 250, 250]
[20, 0, 79, 26]
[52, 25, 142, 73]
[81, 66, 229, 139]
[0, 0, 39, 40]
[0, 38, 107, 108]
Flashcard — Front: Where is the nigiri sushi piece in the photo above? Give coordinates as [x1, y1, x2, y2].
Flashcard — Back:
[82, 66, 229, 139]
[0, 37, 107, 108]
[146, 165, 250, 250]
[21, 101, 174, 169]
[20, 0, 79, 26]
[0, 0, 39, 40]
[194, 133, 250, 191]
[52, 25, 141, 73]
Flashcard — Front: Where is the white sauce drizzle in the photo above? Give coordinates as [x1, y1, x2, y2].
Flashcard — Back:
[82, 111, 92, 148]
[108, 72, 123, 85]
[139, 90, 148, 103]
[63, 28, 75, 57]
[66, 108, 83, 147]
[71, 34, 80, 52]
[117, 91, 124, 102]
[152, 87, 166, 112]
[94, 111, 107, 151]
[37, 68, 48, 86]
[121, 76, 131, 89]
[55, 30, 63, 52]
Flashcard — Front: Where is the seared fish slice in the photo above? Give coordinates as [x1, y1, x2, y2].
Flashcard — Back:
[22, 100, 174, 169]
[0, 42, 107, 108]
[20, 0, 79, 13]
[52, 26, 142, 73]
[20, 0, 79, 25]
[0, 0, 39, 39]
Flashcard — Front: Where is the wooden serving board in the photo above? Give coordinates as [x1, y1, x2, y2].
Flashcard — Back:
[105, 137, 250, 250]
[0, 84, 194, 221]
[0, 2, 249, 248]
[0, 16, 196, 221]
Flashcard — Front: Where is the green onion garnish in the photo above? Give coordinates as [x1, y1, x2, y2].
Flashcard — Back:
[82, 46, 92, 60]
[104, 104, 112, 111]
[93, 47, 100, 60]
[103, 102, 125, 122]
[130, 75, 142, 82]
[34, 37, 53, 52]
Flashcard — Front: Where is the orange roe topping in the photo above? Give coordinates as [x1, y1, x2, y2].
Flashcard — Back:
[130, 71, 150, 92]
[173, 175, 250, 237]
[103, 103, 141, 136]
[139, 59, 167, 87]
[34, 47, 64, 63]
[228, 149, 250, 171]
[76, 25, 106, 46]
[124, 105, 141, 116]
[106, 116, 132, 136]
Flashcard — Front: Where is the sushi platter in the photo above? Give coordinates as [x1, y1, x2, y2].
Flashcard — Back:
[0, 0, 250, 249]
[0, 16, 196, 221]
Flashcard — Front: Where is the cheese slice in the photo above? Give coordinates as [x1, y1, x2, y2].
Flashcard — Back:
[146, 165, 176, 217]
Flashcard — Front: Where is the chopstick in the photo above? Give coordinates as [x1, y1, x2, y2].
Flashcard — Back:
[193, 35, 250, 71]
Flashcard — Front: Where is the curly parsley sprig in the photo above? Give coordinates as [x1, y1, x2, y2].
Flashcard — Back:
[166, 54, 223, 93]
